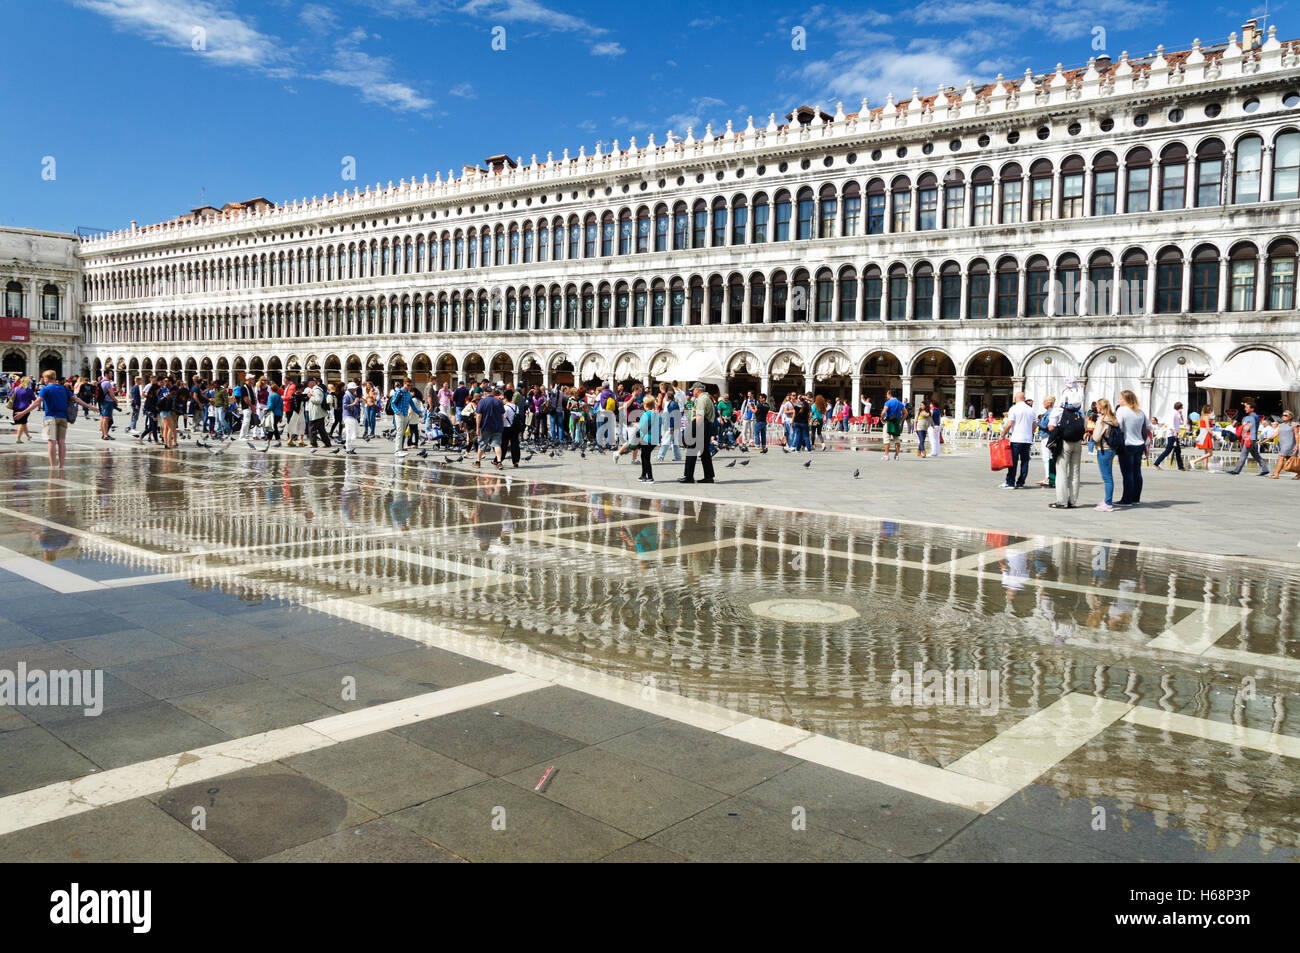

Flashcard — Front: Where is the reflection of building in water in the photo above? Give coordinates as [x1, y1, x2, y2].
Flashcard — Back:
[64, 463, 1300, 847]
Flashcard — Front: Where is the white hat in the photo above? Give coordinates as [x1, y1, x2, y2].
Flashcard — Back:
[346, 382, 357, 390]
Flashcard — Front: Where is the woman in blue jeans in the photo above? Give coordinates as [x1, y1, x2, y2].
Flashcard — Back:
[1089, 399, 1120, 511]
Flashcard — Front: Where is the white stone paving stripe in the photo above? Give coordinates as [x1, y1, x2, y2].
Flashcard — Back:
[1145, 604, 1247, 655]
[1202, 645, 1300, 675]
[0, 672, 543, 838]
[1123, 707, 1300, 759]
[946, 693, 1133, 792]
[0, 544, 108, 592]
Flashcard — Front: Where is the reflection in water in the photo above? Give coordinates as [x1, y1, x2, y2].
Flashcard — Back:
[0, 450, 1297, 853]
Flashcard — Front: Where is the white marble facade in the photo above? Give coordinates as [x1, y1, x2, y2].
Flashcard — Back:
[58, 27, 1300, 420]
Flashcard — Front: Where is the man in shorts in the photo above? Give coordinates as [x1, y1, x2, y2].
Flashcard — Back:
[24, 370, 96, 468]
[474, 384, 505, 469]
[881, 389, 906, 460]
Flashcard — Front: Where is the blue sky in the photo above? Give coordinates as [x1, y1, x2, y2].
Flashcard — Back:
[2, 0, 1278, 233]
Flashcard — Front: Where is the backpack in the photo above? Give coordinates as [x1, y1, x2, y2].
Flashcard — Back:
[1106, 421, 1125, 452]
[1059, 407, 1085, 443]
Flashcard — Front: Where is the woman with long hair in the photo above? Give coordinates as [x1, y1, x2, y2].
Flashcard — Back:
[11, 376, 35, 443]
[1189, 404, 1216, 470]
[1088, 398, 1120, 511]
[1115, 389, 1149, 506]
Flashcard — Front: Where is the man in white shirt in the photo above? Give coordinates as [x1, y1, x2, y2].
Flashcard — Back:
[862, 397, 873, 431]
[1001, 391, 1037, 488]
[1046, 378, 1086, 507]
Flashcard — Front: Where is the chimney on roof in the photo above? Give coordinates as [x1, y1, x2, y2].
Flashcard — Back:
[1242, 18, 1261, 51]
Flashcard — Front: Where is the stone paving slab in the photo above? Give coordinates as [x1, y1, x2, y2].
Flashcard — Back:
[392, 706, 587, 776]
[0, 797, 234, 863]
[256, 817, 466, 863]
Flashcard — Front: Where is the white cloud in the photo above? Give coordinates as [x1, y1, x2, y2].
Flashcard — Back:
[449, 81, 476, 97]
[72, 0, 287, 69]
[457, 0, 607, 36]
[317, 26, 433, 113]
[299, 3, 339, 34]
[662, 95, 729, 135]
[591, 41, 625, 57]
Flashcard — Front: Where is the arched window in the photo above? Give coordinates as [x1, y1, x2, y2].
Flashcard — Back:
[890, 176, 911, 232]
[1273, 131, 1300, 200]
[1191, 244, 1220, 311]
[9, 280, 28, 316]
[999, 163, 1023, 223]
[1160, 143, 1188, 210]
[1025, 256, 1049, 316]
[552, 217, 566, 261]
[731, 195, 748, 244]
[795, 187, 814, 241]
[865, 179, 886, 234]
[863, 265, 882, 320]
[1266, 238, 1298, 309]
[815, 267, 834, 321]
[655, 204, 669, 252]
[728, 274, 744, 323]
[972, 256, 987, 319]
[711, 197, 728, 247]
[692, 198, 708, 248]
[600, 212, 615, 257]
[509, 227, 520, 264]
[1195, 139, 1225, 207]
[1092, 152, 1118, 215]
[1056, 254, 1080, 316]
[633, 281, 648, 326]
[773, 190, 792, 241]
[942, 171, 964, 228]
[494, 227, 505, 266]
[635, 207, 650, 253]
[1234, 136, 1263, 203]
[670, 279, 685, 326]
[584, 213, 597, 258]
[996, 258, 1018, 317]
[748, 273, 764, 323]
[650, 280, 666, 326]
[673, 202, 689, 250]
[818, 184, 837, 238]
[791, 269, 809, 321]
[618, 209, 632, 255]
[913, 262, 934, 318]
[614, 282, 629, 326]
[939, 261, 960, 319]
[1088, 251, 1114, 314]
[536, 221, 549, 262]
[1155, 246, 1184, 313]
[581, 284, 595, 328]
[770, 270, 788, 321]
[1125, 147, 1152, 212]
[841, 181, 861, 235]
[568, 215, 581, 260]
[917, 173, 939, 230]
[1060, 155, 1085, 218]
[1029, 159, 1053, 220]
[1228, 242, 1258, 311]
[689, 276, 704, 324]
[708, 275, 724, 324]
[751, 193, 769, 242]
[838, 266, 858, 321]
[971, 167, 994, 225]
[887, 264, 907, 320]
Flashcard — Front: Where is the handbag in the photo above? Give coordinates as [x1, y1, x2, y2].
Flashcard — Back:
[990, 437, 1012, 471]
[1284, 455, 1300, 474]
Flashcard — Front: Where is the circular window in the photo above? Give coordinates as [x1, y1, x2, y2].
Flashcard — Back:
[1168, 108, 1184, 123]
[800, 158, 811, 169]
[603, 187, 611, 195]
[736, 168, 745, 178]
[538, 196, 546, 204]
[571, 191, 579, 199]
[1133, 112, 1149, 127]
[949, 139, 962, 152]
[822, 156, 833, 167]
[757, 164, 766, 175]
[1205, 103, 1222, 118]
[1243, 97, 1261, 113]
[696, 173, 705, 183]
[922, 142, 934, 155]
[676, 176, 685, 186]
[587, 189, 595, 198]
[871, 149, 882, 161]
[1035, 126, 1050, 140]
[977, 133, 990, 147]
[657, 178, 666, 188]
[1007, 130, 1020, 144]
[639, 181, 647, 191]
[1100, 117, 1115, 132]
[847, 152, 858, 164]
[896, 146, 908, 158]
[621, 184, 629, 193]
[715, 170, 724, 180]
[1285, 92, 1300, 108]
[1067, 121, 1081, 136]
[779, 161, 789, 172]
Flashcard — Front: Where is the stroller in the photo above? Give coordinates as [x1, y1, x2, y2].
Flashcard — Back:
[427, 411, 458, 449]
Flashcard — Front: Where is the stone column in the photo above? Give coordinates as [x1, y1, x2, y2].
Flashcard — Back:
[1016, 267, 1027, 316]
[901, 375, 912, 404]
[1046, 264, 1057, 317]
[930, 273, 940, 321]
[830, 278, 841, 323]
[1180, 259, 1192, 313]
[958, 268, 969, 320]
[1217, 258, 1230, 312]
[762, 286, 772, 323]
[962, 176, 974, 227]
[1145, 259, 1157, 315]
[760, 374, 770, 399]
[1261, 145, 1274, 203]
[905, 274, 915, 320]
[1021, 173, 1031, 223]
[1081, 168, 1092, 217]
[851, 375, 861, 416]
[1140, 376, 1155, 416]
[954, 377, 967, 419]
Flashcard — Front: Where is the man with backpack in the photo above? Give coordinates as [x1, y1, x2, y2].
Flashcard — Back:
[1047, 377, 1087, 508]
[306, 376, 331, 448]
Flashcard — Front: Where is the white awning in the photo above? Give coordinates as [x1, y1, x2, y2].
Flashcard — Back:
[1199, 350, 1299, 392]
[659, 349, 725, 387]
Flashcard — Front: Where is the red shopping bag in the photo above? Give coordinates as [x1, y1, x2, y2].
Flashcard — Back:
[990, 438, 1012, 471]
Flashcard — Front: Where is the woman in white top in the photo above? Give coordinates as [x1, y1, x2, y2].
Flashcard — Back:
[1114, 389, 1149, 506]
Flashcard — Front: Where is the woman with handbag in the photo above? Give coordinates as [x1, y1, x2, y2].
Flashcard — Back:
[1190, 405, 1216, 470]
[1269, 410, 1299, 479]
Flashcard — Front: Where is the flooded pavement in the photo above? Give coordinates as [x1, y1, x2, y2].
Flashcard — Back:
[0, 442, 1297, 861]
